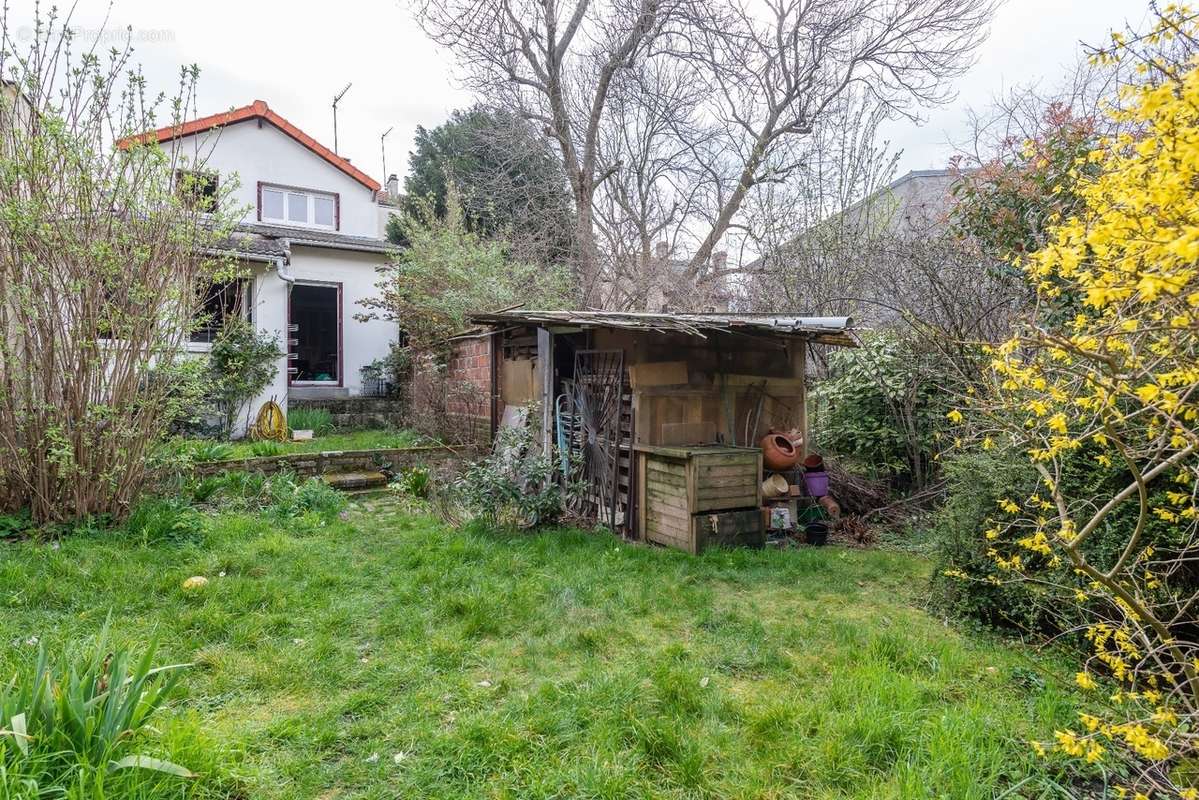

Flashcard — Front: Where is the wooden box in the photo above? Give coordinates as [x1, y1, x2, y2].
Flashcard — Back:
[635, 445, 763, 554]
[694, 509, 766, 551]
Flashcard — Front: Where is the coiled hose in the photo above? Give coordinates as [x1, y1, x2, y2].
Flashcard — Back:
[250, 397, 289, 442]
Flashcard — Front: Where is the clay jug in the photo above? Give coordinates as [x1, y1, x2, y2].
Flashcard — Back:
[759, 431, 799, 472]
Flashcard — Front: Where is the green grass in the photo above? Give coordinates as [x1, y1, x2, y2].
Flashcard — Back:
[223, 429, 426, 459]
[0, 501, 1081, 799]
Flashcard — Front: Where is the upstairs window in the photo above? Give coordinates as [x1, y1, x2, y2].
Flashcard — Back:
[259, 184, 337, 230]
[176, 170, 218, 212]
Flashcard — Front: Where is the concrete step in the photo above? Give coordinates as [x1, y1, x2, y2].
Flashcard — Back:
[322, 470, 390, 491]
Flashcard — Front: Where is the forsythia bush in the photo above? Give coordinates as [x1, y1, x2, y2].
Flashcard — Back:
[952, 13, 1199, 797]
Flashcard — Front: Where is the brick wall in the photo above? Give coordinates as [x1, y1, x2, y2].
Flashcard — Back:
[444, 336, 494, 440]
[447, 337, 491, 410]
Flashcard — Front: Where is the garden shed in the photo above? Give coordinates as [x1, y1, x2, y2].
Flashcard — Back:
[459, 311, 857, 539]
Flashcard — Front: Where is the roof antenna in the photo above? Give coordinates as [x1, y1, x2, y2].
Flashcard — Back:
[332, 82, 352, 154]
[380, 126, 394, 183]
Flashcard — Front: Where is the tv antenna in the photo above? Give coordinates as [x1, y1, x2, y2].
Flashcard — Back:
[380, 126, 394, 184]
[331, 82, 352, 154]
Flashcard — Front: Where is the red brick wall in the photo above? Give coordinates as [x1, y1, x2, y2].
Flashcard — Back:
[445, 336, 494, 438]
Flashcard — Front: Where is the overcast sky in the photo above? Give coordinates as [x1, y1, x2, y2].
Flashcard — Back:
[5, 0, 1152, 183]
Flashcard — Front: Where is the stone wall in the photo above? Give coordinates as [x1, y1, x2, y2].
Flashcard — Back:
[288, 397, 407, 430]
[194, 445, 475, 480]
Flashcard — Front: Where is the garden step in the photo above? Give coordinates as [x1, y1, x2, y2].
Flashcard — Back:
[321, 470, 389, 491]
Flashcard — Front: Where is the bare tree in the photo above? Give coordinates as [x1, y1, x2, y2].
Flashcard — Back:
[591, 58, 712, 309]
[414, 0, 996, 308]
[740, 87, 899, 319]
[414, 0, 678, 304]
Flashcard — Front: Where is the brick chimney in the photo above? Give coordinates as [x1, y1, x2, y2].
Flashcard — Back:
[712, 250, 727, 271]
[386, 173, 399, 201]
[655, 241, 669, 260]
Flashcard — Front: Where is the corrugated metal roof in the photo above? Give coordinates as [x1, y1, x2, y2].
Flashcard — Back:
[467, 310, 857, 346]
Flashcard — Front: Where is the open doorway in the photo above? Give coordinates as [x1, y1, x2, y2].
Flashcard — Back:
[289, 283, 340, 384]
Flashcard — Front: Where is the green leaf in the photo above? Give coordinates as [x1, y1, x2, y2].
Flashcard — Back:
[7, 712, 29, 756]
[108, 754, 196, 778]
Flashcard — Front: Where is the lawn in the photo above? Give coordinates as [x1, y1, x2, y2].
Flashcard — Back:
[222, 428, 427, 459]
[0, 498, 1081, 799]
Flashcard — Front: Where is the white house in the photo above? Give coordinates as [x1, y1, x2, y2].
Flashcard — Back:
[123, 100, 398, 428]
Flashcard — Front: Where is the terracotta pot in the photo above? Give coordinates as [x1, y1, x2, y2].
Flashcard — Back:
[760, 432, 799, 472]
[818, 494, 841, 519]
[802, 453, 824, 470]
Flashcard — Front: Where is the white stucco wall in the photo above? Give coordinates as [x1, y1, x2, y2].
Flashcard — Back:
[167, 120, 380, 237]
[164, 109, 398, 435]
[287, 246, 396, 394]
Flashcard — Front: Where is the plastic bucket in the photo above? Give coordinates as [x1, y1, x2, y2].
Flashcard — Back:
[803, 470, 829, 497]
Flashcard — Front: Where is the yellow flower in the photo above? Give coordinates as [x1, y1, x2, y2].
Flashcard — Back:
[1075, 671, 1097, 690]
[946, 409, 963, 424]
[1135, 384, 1162, 404]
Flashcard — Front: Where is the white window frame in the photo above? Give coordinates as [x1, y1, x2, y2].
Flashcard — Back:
[259, 184, 337, 231]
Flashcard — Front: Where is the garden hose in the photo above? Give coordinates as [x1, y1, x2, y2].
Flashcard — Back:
[250, 397, 289, 442]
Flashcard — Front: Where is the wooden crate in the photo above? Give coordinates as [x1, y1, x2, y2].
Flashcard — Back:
[693, 509, 765, 551]
[635, 444, 763, 554]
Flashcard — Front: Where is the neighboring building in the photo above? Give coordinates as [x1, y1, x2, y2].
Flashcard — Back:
[376, 173, 404, 241]
[841, 168, 958, 236]
[603, 242, 734, 312]
[740, 168, 961, 319]
[121, 100, 397, 428]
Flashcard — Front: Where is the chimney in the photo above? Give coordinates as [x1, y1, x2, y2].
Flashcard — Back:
[655, 241, 669, 260]
[386, 173, 399, 200]
[712, 250, 727, 271]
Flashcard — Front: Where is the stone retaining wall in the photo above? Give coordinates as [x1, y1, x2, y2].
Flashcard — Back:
[289, 397, 408, 431]
[194, 445, 475, 480]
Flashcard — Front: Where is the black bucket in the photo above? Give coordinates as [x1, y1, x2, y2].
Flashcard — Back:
[805, 520, 829, 546]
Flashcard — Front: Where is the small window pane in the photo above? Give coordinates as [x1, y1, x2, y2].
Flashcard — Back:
[287, 193, 308, 223]
[262, 189, 284, 220]
[313, 196, 334, 228]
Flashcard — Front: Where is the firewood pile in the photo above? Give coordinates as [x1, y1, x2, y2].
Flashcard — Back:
[824, 460, 890, 518]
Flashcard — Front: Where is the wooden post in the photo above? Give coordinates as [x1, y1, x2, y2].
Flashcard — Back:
[488, 331, 500, 443]
[537, 326, 553, 456]
[791, 339, 808, 458]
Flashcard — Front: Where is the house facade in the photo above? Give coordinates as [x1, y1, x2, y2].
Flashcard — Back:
[125, 101, 398, 428]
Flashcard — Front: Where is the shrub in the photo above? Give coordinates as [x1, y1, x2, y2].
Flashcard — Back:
[358, 186, 573, 353]
[0, 625, 194, 792]
[813, 332, 954, 490]
[288, 407, 334, 436]
[249, 440, 285, 458]
[0, 16, 241, 525]
[265, 474, 346, 522]
[944, 22, 1199, 794]
[190, 470, 344, 523]
[447, 414, 571, 529]
[929, 448, 1047, 630]
[123, 496, 206, 545]
[0, 510, 32, 540]
[205, 319, 283, 439]
[182, 439, 235, 463]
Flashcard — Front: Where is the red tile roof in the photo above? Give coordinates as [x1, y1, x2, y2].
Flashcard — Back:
[117, 100, 381, 192]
